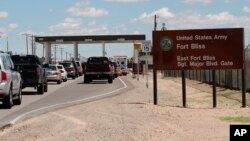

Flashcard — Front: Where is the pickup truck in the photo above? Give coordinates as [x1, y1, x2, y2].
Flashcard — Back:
[84, 56, 114, 84]
[11, 55, 48, 94]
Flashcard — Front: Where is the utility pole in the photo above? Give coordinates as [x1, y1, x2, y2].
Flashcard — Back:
[153, 14, 158, 105]
[22, 33, 34, 55]
[6, 36, 9, 52]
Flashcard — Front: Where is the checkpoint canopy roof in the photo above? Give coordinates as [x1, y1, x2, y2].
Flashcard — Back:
[35, 34, 146, 44]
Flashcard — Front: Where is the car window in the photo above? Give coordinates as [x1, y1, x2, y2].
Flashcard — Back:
[47, 66, 56, 71]
[59, 63, 71, 67]
[76, 62, 80, 66]
[57, 65, 63, 69]
[2, 56, 10, 70]
[88, 58, 109, 65]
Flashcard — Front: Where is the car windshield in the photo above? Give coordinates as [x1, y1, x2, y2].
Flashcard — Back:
[87, 57, 109, 65]
[47, 66, 56, 71]
[59, 63, 71, 67]
[57, 65, 63, 69]
[11, 56, 39, 64]
[76, 62, 80, 66]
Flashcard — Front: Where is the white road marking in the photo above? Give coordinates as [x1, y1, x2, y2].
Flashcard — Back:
[10, 77, 128, 125]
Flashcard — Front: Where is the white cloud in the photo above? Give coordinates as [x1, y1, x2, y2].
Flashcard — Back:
[0, 11, 8, 18]
[105, 0, 148, 3]
[8, 23, 18, 29]
[48, 18, 110, 35]
[67, 1, 108, 17]
[182, 0, 212, 4]
[132, 8, 174, 23]
[133, 8, 250, 29]
[243, 6, 250, 13]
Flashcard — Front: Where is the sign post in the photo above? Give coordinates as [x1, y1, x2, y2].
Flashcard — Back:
[134, 43, 141, 81]
[142, 40, 151, 88]
[153, 28, 244, 108]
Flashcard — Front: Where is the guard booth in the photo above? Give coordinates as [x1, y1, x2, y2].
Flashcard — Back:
[35, 35, 146, 64]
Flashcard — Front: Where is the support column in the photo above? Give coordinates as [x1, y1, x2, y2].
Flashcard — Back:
[102, 42, 106, 56]
[73, 42, 78, 60]
[44, 42, 52, 64]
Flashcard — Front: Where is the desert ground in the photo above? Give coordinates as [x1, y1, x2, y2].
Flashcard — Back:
[0, 73, 250, 141]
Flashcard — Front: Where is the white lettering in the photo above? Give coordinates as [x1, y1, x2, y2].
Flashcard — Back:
[176, 35, 193, 41]
[190, 56, 201, 61]
[191, 43, 206, 49]
[214, 35, 228, 40]
[234, 129, 247, 136]
[189, 61, 204, 67]
[221, 61, 233, 66]
[195, 35, 213, 40]
[177, 44, 189, 49]
[177, 56, 189, 61]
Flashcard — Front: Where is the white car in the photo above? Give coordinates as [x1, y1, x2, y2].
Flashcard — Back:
[57, 65, 67, 82]
[0, 51, 22, 108]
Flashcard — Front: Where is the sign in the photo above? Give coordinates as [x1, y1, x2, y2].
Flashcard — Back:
[153, 28, 244, 70]
[134, 43, 141, 50]
[142, 40, 151, 53]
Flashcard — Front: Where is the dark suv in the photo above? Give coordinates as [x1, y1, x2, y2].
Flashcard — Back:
[84, 56, 114, 84]
[59, 62, 76, 79]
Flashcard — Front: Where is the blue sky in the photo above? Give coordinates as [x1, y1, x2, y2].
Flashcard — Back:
[1, 0, 250, 59]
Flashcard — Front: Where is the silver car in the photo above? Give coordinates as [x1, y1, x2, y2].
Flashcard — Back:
[57, 65, 67, 82]
[0, 51, 22, 108]
[46, 64, 62, 84]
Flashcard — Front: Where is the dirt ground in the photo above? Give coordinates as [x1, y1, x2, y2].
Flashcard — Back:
[0, 73, 250, 141]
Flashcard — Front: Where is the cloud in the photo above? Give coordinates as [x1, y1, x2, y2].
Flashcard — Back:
[67, 1, 108, 17]
[243, 6, 250, 13]
[182, 0, 213, 4]
[8, 23, 18, 29]
[48, 18, 109, 35]
[0, 11, 8, 18]
[132, 8, 175, 23]
[104, 0, 148, 3]
[133, 8, 250, 29]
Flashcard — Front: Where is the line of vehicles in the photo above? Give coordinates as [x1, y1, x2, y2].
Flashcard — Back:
[0, 51, 129, 109]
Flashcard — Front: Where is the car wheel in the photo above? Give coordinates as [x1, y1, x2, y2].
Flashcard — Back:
[3, 87, 14, 109]
[44, 82, 48, 92]
[84, 76, 89, 84]
[37, 83, 44, 95]
[13, 85, 22, 105]
[108, 77, 113, 83]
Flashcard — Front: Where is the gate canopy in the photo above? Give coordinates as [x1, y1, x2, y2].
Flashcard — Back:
[35, 34, 146, 44]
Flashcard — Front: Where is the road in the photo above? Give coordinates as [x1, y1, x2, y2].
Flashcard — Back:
[0, 76, 131, 128]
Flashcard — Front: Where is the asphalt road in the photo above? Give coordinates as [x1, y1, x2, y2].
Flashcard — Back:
[0, 76, 132, 128]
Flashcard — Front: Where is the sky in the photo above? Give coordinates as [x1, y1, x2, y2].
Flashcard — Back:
[1, 0, 250, 59]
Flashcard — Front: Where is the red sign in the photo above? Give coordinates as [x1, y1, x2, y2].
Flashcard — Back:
[153, 28, 244, 70]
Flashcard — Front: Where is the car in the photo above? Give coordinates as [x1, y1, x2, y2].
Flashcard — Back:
[0, 51, 22, 108]
[59, 62, 76, 79]
[84, 56, 114, 84]
[111, 61, 121, 78]
[11, 55, 48, 94]
[62, 59, 79, 77]
[75, 61, 83, 76]
[81, 62, 86, 74]
[57, 65, 67, 82]
[46, 64, 62, 84]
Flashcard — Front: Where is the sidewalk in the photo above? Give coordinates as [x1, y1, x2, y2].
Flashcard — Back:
[0, 74, 250, 141]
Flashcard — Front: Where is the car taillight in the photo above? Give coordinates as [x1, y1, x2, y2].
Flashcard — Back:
[1, 71, 7, 81]
[60, 70, 64, 73]
[36, 68, 40, 76]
